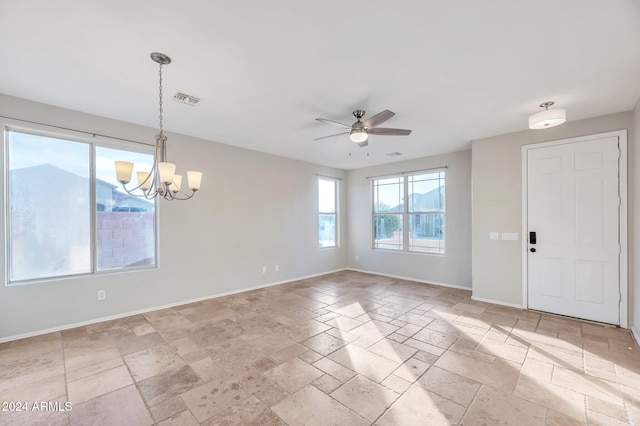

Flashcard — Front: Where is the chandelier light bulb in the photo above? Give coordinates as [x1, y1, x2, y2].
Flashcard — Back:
[115, 161, 134, 184]
[137, 171, 152, 191]
[169, 174, 182, 193]
[187, 171, 203, 191]
[158, 162, 176, 185]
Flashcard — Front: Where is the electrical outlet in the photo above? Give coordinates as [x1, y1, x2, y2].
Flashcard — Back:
[275, 265, 279, 272]
[355, 255, 359, 261]
[97, 290, 106, 301]
[262, 266, 267, 274]
[489, 232, 499, 240]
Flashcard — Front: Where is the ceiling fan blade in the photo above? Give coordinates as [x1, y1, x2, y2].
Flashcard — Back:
[362, 110, 395, 128]
[315, 118, 352, 129]
[357, 140, 369, 148]
[313, 131, 349, 141]
[367, 128, 412, 136]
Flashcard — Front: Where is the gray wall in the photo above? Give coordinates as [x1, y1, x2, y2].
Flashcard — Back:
[346, 150, 472, 289]
[0, 94, 347, 340]
[3, 92, 637, 340]
[471, 112, 634, 312]
[633, 99, 640, 338]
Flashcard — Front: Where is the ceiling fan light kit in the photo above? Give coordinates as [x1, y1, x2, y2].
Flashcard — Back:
[315, 109, 412, 147]
[528, 101, 566, 129]
[350, 128, 368, 143]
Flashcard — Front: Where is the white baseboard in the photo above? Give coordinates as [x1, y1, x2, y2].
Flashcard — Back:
[470, 295, 524, 309]
[0, 268, 347, 344]
[345, 268, 471, 291]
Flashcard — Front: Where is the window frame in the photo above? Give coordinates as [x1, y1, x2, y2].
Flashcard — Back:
[4, 122, 159, 285]
[371, 169, 446, 255]
[317, 176, 339, 249]
[372, 176, 404, 251]
[406, 171, 446, 254]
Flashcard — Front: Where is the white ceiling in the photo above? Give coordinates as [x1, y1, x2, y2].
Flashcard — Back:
[1, 1, 639, 170]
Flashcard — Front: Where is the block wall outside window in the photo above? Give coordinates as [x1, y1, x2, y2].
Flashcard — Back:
[96, 211, 155, 270]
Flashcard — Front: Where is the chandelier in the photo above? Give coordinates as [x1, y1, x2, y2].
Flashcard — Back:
[115, 52, 202, 200]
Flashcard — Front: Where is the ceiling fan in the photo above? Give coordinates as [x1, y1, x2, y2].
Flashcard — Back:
[314, 109, 412, 147]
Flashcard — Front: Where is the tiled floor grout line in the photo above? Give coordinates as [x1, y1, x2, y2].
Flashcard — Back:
[257, 393, 288, 426]
[133, 323, 174, 424]
[455, 323, 492, 425]
[369, 369, 418, 425]
[60, 331, 71, 425]
[519, 322, 634, 424]
[458, 384, 484, 425]
[3, 271, 639, 425]
[298, 293, 419, 426]
[339, 307, 469, 426]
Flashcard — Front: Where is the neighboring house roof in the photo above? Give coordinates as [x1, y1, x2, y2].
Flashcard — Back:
[390, 186, 444, 212]
[96, 178, 153, 211]
[11, 164, 153, 211]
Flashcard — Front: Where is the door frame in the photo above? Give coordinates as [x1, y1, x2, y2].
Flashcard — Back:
[521, 130, 628, 328]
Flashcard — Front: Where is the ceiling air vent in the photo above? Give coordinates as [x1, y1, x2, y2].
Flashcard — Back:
[386, 152, 402, 157]
[172, 91, 202, 106]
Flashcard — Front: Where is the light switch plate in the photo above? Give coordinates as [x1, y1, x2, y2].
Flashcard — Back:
[489, 232, 499, 240]
[501, 232, 518, 241]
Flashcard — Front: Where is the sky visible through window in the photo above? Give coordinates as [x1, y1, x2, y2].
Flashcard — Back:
[318, 179, 336, 213]
[374, 177, 402, 212]
[10, 132, 153, 187]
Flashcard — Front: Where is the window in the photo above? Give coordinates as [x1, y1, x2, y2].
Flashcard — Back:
[6, 128, 156, 284]
[318, 177, 338, 248]
[372, 170, 445, 254]
[372, 176, 403, 250]
[407, 172, 445, 253]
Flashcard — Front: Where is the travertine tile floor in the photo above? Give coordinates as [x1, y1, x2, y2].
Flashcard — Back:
[1, 270, 639, 425]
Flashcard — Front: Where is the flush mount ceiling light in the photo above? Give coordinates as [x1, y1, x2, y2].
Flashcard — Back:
[115, 52, 202, 200]
[528, 101, 566, 130]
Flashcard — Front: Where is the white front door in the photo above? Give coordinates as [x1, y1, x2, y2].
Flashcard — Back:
[526, 135, 620, 324]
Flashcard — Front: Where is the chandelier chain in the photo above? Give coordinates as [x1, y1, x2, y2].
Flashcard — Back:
[158, 63, 164, 136]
